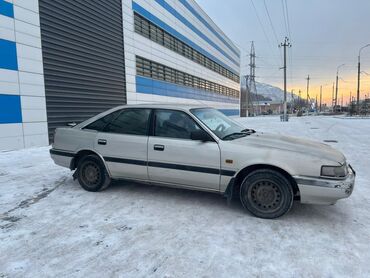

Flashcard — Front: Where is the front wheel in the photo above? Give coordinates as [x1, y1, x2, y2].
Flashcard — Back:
[240, 169, 293, 219]
[76, 154, 111, 192]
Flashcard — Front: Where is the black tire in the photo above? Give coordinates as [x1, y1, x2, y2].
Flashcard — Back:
[76, 154, 111, 192]
[239, 169, 293, 219]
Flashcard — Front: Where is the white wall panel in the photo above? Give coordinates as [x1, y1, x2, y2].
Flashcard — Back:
[18, 71, 44, 86]
[21, 109, 47, 123]
[16, 43, 43, 61]
[15, 31, 42, 48]
[0, 0, 48, 150]
[0, 136, 24, 150]
[0, 14, 14, 30]
[20, 96, 46, 110]
[14, 19, 40, 37]
[0, 81, 19, 95]
[13, 5, 40, 26]
[0, 123, 23, 138]
[19, 83, 45, 97]
[22, 122, 48, 136]
[24, 134, 49, 148]
[0, 26, 15, 41]
[13, 0, 39, 13]
[17, 57, 44, 74]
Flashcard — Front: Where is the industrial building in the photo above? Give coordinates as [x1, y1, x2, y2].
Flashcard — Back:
[0, 0, 240, 150]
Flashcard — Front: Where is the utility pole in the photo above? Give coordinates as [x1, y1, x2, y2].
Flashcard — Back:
[279, 37, 291, 121]
[332, 82, 335, 111]
[249, 42, 257, 115]
[357, 54, 361, 114]
[335, 64, 345, 113]
[240, 75, 249, 117]
[306, 75, 310, 115]
[291, 89, 294, 113]
[320, 85, 322, 112]
[335, 73, 339, 110]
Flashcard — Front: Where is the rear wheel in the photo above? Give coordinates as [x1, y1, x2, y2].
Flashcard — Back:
[76, 154, 111, 192]
[240, 169, 293, 219]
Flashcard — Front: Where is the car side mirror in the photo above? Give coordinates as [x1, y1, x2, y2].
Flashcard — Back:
[190, 130, 213, 142]
[67, 122, 77, 127]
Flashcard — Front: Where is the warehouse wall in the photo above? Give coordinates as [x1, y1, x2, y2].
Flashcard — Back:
[123, 0, 241, 114]
[0, 0, 48, 150]
[0, 0, 240, 151]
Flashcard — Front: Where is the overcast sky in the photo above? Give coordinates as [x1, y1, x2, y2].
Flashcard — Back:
[196, 0, 370, 104]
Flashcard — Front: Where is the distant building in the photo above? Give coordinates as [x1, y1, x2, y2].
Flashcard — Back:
[251, 101, 283, 115]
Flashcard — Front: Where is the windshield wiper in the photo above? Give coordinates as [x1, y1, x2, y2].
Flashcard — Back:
[222, 132, 250, 140]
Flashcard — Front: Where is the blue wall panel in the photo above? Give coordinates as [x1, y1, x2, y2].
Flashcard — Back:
[0, 39, 18, 71]
[0, 94, 22, 124]
[0, 0, 14, 18]
[136, 76, 239, 104]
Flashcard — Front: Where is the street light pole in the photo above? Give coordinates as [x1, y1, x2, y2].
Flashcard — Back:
[335, 64, 345, 113]
[357, 44, 370, 114]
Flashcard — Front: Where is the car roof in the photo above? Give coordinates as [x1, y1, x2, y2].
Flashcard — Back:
[112, 103, 210, 111]
[74, 103, 215, 129]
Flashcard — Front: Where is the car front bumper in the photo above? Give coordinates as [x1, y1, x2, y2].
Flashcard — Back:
[294, 165, 355, 205]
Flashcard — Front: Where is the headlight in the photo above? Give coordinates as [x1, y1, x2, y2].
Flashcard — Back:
[321, 164, 348, 178]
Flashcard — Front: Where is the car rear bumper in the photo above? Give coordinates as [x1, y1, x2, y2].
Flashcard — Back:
[294, 165, 355, 205]
[50, 148, 74, 169]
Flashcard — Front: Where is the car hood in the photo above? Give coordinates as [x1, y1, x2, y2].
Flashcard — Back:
[230, 132, 345, 164]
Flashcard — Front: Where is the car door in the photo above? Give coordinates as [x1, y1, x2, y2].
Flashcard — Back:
[93, 108, 151, 180]
[148, 109, 221, 191]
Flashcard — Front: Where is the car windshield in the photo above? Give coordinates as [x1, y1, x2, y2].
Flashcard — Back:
[191, 108, 252, 140]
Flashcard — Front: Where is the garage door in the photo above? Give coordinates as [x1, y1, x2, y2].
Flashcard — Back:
[39, 0, 126, 142]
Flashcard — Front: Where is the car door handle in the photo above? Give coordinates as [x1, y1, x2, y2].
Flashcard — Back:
[98, 139, 107, 145]
[153, 144, 165, 151]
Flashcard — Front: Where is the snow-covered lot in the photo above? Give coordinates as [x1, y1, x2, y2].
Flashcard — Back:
[0, 116, 369, 277]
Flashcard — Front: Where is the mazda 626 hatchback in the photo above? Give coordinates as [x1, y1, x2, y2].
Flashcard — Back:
[50, 104, 355, 219]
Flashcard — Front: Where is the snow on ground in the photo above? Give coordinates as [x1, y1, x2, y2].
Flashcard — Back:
[0, 116, 369, 277]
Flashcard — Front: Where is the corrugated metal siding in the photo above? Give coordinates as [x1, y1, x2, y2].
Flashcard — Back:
[39, 0, 126, 142]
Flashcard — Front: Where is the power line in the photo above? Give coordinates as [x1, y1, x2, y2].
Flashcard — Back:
[263, 1, 280, 47]
[250, 0, 281, 66]
[281, 0, 289, 37]
[284, 0, 292, 39]
[283, 0, 293, 86]
[263, 0, 283, 64]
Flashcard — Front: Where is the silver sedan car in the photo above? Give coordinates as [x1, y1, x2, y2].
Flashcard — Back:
[50, 104, 355, 219]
